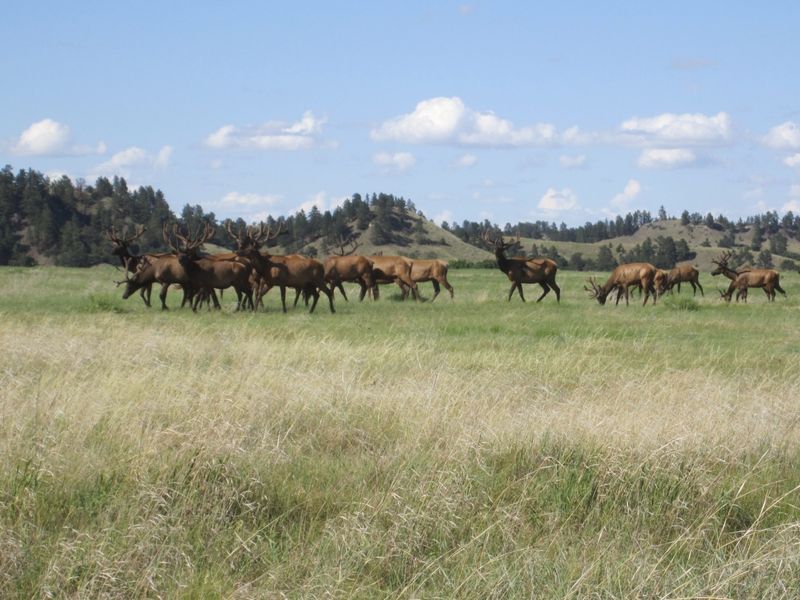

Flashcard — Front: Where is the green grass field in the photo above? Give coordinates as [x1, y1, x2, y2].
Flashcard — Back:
[2, 265, 800, 598]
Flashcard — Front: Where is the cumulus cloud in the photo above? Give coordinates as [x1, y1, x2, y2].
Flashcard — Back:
[11, 118, 105, 156]
[454, 153, 478, 168]
[292, 191, 348, 215]
[432, 209, 453, 226]
[90, 145, 174, 179]
[221, 191, 281, 207]
[559, 154, 587, 169]
[538, 187, 578, 211]
[205, 110, 326, 151]
[783, 153, 800, 168]
[765, 122, 800, 149]
[373, 151, 416, 173]
[610, 179, 642, 209]
[783, 186, 800, 212]
[637, 148, 697, 168]
[371, 96, 565, 147]
[621, 111, 731, 145]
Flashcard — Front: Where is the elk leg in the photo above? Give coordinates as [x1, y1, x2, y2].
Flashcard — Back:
[322, 284, 335, 313]
[358, 280, 368, 301]
[517, 283, 526, 302]
[397, 280, 409, 301]
[535, 282, 550, 302]
[160, 283, 170, 310]
[443, 278, 454, 300]
[507, 283, 516, 302]
[280, 286, 287, 313]
[308, 285, 320, 313]
[337, 282, 349, 302]
[372, 285, 380, 301]
[696, 280, 704, 297]
[430, 280, 441, 302]
[293, 287, 302, 308]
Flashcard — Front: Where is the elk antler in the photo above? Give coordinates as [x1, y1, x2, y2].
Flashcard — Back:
[584, 277, 601, 299]
[711, 250, 733, 267]
[333, 235, 361, 256]
[249, 220, 285, 247]
[163, 223, 180, 253]
[114, 256, 134, 286]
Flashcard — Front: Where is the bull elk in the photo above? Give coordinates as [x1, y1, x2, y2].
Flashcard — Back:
[481, 230, 560, 302]
[711, 250, 785, 302]
[232, 222, 335, 313]
[397, 259, 454, 301]
[324, 238, 375, 302]
[666, 263, 704, 296]
[117, 223, 197, 309]
[368, 255, 419, 301]
[585, 262, 659, 306]
[105, 224, 163, 307]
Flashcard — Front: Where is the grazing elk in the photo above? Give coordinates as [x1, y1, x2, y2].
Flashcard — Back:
[117, 224, 199, 309]
[666, 263, 704, 296]
[585, 262, 659, 306]
[481, 231, 560, 302]
[232, 223, 335, 313]
[368, 255, 419, 301]
[324, 238, 375, 301]
[397, 259, 454, 301]
[711, 250, 785, 302]
[105, 224, 165, 307]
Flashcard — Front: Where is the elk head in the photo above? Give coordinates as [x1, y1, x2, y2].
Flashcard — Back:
[710, 250, 733, 277]
[105, 224, 146, 258]
[584, 276, 609, 305]
[164, 222, 215, 264]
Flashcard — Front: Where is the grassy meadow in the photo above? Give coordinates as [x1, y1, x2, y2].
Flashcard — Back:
[2, 265, 800, 598]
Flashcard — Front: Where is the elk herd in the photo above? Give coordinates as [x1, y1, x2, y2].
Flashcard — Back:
[106, 225, 788, 312]
[107, 223, 453, 312]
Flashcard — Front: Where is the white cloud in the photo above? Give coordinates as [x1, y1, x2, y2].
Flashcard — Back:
[371, 96, 564, 147]
[155, 145, 173, 169]
[432, 210, 453, 225]
[610, 179, 642, 209]
[373, 151, 416, 173]
[454, 153, 478, 168]
[90, 145, 174, 179]
[782, 185, 800, 212]
[764, 122, 800, 149]
[205, 110, 326, 151]
[11, 118, 105, 156]
[621, 111, 731, 145]
[783, 153, 800, 168]
[637, 148, 697, 168]
[559, 154, 586, 168]
[221, 191, 281, 207]
[292, 191, 348, 215]
[538, 187, 578, 211]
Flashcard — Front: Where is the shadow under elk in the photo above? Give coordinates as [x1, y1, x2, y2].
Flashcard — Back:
[481, 230, 560, 302]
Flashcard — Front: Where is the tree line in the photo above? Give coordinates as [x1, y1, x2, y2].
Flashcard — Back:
[2, 165, 799, 269]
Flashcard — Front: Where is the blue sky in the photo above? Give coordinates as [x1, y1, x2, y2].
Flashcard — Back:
[2, 1, 800, 226]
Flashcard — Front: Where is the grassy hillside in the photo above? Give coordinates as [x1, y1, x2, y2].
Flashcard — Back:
[516, 219, 800, 272]
[1, 266, 800, 597]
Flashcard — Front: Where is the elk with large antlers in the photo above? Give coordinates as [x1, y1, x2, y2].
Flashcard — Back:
[324, 237, 375, 301]
[585, 262, 659, 306]
[397, 259, 454, 301]
[711, 250, 785, 302]
[105, 224, 165, 307]
[481, 230, 560, 302]
[173, 223, 255, 311]
[233, 222, 335, 313]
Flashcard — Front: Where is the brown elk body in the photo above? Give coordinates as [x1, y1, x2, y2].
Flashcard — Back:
[120, 254, 194, 310]
[106, 225, 170, 307]
[397, 259, 454, 301]
[585, 262, 659, 306]
[232, 223, 335, 313]
[368, 255, 419, 301]
[711, 251, 785, 302]
[324, 239, 375, 302]
[482, 231, 560, 302]
[666, 264, 704, 296]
